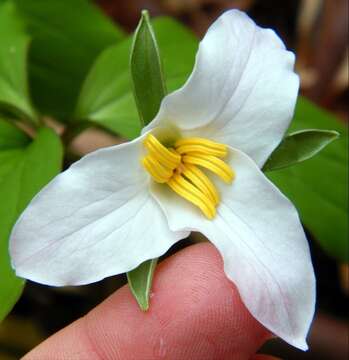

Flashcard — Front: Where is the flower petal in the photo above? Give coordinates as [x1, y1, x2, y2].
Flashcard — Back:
[10, 135, 188, 286]
[150, 147, 315, 350]
[144, 10, 299, 167]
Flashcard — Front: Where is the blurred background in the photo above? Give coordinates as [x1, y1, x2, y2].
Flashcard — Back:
[0, 0, 348, 359]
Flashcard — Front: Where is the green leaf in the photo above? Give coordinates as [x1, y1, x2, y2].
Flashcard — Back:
[10, 0, 125, 120]
[263, 129, 339, 171]
[0, 1, 37, 122]
[268, 97, 348, 262]
[74, 16, 197, 139]
[127, 259, 158, 311]
[126, 12, 170, 312]
[75, 40, 140, 139]
[0, 120, 29, 150]
[0, 120, 63, 321]
[130, 10, 166, 126]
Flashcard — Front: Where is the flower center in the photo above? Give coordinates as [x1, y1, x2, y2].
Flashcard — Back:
[141, 134, 235, 219]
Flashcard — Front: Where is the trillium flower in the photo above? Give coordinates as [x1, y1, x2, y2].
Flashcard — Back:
[10, 10, 315, 350]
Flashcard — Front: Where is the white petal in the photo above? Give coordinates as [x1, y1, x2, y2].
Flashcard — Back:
[10, 135, 188, 286]
[144, 10, 299, 167]
[151, 148, 315, 350]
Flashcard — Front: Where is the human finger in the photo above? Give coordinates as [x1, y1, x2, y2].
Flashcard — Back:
[24, 243, 271, 360]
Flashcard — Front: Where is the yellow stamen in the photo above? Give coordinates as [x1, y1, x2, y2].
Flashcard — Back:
[144, 155, 173, 180]
[146, 142, 178, 170]
[141, 134, 235, 219]
[168, 174, 215, 219]
[182, 153, 235, 183]
[182, 164, 219, 205]
[144, 134, 181, 167]
[141, 157, 168, 183]
[176, 144, 227, 158]
[175, 137, 227, 152]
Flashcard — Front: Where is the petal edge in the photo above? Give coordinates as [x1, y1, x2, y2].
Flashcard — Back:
[151, 147, 315, 350]
[10, 135, 189, 286]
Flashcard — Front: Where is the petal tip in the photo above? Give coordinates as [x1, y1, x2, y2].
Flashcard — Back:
[291, 338, 309, 352]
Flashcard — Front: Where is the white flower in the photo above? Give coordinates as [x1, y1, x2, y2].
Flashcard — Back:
[9, 10, 315, 350]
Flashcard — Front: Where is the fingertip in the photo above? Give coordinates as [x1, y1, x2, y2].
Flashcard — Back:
[24, 243, 271, 359]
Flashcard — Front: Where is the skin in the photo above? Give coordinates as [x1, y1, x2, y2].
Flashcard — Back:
[23, 243, 279, 360]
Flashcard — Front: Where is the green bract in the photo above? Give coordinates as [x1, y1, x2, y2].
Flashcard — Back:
[263, 129, 339, 171]
[268, 98, 348, 262]
[127, 259, 158, 311]
[74, 16, 197, 139]
[126, 11, 166, 311]
[130, 10, 167, 126]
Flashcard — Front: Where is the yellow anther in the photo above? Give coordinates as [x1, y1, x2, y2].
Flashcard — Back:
[182, 164, 220, 205]
[144, 155, 173, 180]
[182, 153, 235, 183]
[175, 144, 227, 158]
[175, 137, 227, 152]
[168, 174, 216, 219]
[144, 134, 181, 167]
[141, 134, 235, 219]
[142, 158, 166, 183]
[142, 157, 170, 183]
[175, 174, 215, 213]
[144, 141, 179, 170]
